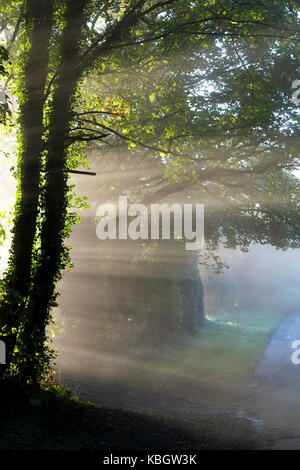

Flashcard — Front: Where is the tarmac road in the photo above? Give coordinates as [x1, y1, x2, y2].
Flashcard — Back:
[248, 309, 300, 449]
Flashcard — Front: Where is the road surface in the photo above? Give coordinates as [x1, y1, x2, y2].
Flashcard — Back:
[247, 309, 300, 449]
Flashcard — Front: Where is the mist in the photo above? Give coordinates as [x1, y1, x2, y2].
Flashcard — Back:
[46, 164, 300, 448]
[1, 134, 300, 449]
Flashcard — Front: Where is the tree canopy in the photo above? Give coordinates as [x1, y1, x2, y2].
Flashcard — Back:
[0, 0, 300, 383]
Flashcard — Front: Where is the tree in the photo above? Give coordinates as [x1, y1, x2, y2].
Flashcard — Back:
[1, 0, 300, 383]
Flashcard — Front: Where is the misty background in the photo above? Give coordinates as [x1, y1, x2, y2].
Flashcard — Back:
[1, 144, 300, 444]
[44, 159, 300, 419]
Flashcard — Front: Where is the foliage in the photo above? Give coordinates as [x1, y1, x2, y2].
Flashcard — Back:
[0, 0, 300, 383]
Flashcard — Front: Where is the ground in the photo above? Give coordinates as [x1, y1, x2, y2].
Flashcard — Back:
[56, 304, 287, 433]
[0, 379, 258, 450]
[1, 307, 300, 450]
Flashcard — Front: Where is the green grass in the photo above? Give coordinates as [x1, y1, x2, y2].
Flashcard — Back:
[152, 306, 286, 391]
[103, 305, 288, 399]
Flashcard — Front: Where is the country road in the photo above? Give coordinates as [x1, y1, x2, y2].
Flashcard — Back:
[245, 309, 300, 449]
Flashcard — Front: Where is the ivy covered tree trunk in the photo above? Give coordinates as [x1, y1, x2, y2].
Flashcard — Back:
[11, 0, 53, 297]
[179, 253, 205, 336]
[17, 0, 87, 383]
[91, 236, 205, 349]
[0, 0, 53, 374]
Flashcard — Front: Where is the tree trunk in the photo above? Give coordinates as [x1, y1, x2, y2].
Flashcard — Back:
[9, 0, 53, 298]
[0, 0, 53, 378]
[17, 0, 87, 382]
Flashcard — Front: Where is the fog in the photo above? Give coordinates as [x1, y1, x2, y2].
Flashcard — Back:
[1, 149, 300, 445]
[47, 168, 300, 447]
